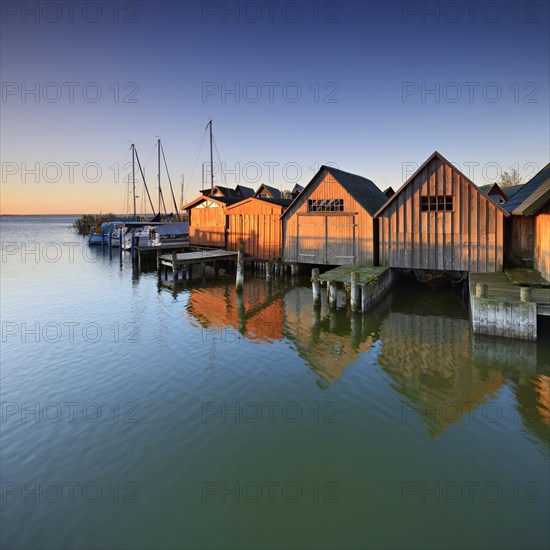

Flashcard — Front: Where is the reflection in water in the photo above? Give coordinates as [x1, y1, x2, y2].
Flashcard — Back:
[172, 274, 548, 446]
[282, 286, 388, 386]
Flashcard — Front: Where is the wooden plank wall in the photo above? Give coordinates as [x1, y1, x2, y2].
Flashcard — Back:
[283, 173, 376, 266]
[188, 204, 227, 247]
[505, 216, 535, 266]
[227, 202, 284, 260]
[378, 157, 504, 272]
[535, 202, 550, 280]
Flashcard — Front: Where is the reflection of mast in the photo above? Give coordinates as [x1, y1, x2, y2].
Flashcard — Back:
[131, 143, 136, 220]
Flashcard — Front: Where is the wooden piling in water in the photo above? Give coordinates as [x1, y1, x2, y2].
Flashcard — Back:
[350, 271, 360, 312]
[328, 281, 337, 309]
[236, 242, 245, 291]
[361, 284, 368, 313]
[312, 268, 321, 307]
[266, 261, 273, 282]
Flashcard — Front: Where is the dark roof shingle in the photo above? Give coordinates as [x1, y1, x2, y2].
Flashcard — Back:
[323, 166, 387, 216]
[504, 163, 550, 215]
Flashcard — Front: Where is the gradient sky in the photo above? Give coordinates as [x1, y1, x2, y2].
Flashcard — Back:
[1, 0, 548, 214]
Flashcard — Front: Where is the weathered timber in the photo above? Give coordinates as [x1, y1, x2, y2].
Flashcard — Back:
[505, 267, 550, 288]
[469, 272, 550, 340]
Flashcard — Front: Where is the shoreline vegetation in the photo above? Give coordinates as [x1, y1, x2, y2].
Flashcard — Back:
[72, 213, 117, 235]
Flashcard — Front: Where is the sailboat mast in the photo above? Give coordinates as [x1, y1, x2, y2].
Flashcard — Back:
[208, 119, 214, 192]
[157, 138, 161, 218]
[131, 143, 136, 220]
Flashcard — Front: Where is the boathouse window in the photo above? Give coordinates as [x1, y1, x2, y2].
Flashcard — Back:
[308, 199, 344, 212]
[421, 195, 453, 212]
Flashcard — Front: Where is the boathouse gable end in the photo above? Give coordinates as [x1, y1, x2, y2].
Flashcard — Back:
[282, 166, 387, 266]
[375, 151, 508, 273]
[183, 195, 239, 248]
[226, 197, 291, 260]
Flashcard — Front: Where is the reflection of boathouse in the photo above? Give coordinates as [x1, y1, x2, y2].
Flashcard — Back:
[185, 279, 285, 343]
[282, 287, 387, 385]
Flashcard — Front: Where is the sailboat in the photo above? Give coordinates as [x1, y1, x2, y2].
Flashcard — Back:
[121, 139, 187, 249]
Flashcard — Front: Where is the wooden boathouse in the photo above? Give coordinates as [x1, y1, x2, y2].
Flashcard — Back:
[282, 165, 387, 266]
[254, 184, 282, 199]
[226, 197, 291, 260]
[375, 151, 509, 274]
[504, 162, 550, 280]
[183, 195, 240, 248]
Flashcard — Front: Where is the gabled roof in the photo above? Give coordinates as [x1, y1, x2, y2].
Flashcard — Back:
[281, 165, 387, 219]
[291, 183, 304, 193]
[254, 184, 282, 199]
[375, 151, 510, 217]
[504, 163, 550, 215]
[383, 186, 395, 197]
[502, 183, 524, 199]
[212, 185, 240, 198]
[182, 195, 241, 210]
[479, 182, 523, 203]
[235, 185, 254, 198]
[226, 197, 292, 211]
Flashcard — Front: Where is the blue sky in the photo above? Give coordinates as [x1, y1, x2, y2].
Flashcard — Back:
[1, 0, 548, 213]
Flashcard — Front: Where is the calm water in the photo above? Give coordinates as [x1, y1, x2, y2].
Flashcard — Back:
[1, 216, 549, 550]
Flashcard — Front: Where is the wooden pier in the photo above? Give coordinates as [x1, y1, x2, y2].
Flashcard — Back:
[158, 249, 238, 282]
[469, 271, 550, 341]
[313, 266, 396, 312]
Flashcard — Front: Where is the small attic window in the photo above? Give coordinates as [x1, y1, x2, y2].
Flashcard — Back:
[308, 199, 344, 212]
[421, 195, 453, 212]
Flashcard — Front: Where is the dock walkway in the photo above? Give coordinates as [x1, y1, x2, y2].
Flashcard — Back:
[314, 266, 394, 312]
[158, 250, 238, 282]
[469, 271, 550, 341]
[319, 266, 388, 284]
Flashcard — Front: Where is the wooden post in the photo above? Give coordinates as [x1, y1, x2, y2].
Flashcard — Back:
[236, 241, 245, 290]
[351, 271, 360, 312]
[131, 233, 135, 262]
[312, 268, 321, 307]
[119, 230, 123, 262]
[520, 287, 531, 302]
[172, 251, 177, 277]
[476, 283, 488, 298]
[361, 284, 368, 313]
[266, 261, 273, 282]
[328, 281, 337, 309]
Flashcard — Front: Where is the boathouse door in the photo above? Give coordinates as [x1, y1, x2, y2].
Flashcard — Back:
[297, 214, 356, 265]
